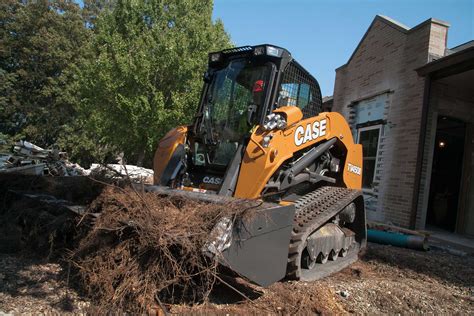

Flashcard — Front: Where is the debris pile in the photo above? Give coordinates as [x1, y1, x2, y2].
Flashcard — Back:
[0, 141, 154, 183]
[70, 186, 255, 313]
[0, 140, 86, 176]
[0, 176, 257, 312]
[0, 194, 82, 254]
[0, 174, 105, 254]
[87, 163, 154, 184]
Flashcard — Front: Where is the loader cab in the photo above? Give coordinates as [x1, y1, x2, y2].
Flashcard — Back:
[182, 45, 322, 191]
[194, 45, 290, 139]
[195, 45, 322, 134]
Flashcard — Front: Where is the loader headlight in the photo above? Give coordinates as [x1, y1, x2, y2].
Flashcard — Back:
[209, 52, 221, 63]
[253, 46, 266, 56]
[262, 135, 272, 148]
[266, 46, 282, 57]
[262, 113, 287, 131]
[204, 217, 233, 255]
[253, 45, 283, 57]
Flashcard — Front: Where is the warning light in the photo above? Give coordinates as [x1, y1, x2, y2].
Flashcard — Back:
[253, 80, 264, 93]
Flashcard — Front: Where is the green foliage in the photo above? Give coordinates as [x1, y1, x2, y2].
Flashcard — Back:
[82, 0, 116, 28]
[75, 0, 231, 166]
[0, 0, 91, 146]
[0, 132, 12, 153]
[1, 0, 231, 167]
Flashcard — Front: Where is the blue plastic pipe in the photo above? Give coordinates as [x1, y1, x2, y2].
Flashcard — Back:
[367, 229, 429, 251]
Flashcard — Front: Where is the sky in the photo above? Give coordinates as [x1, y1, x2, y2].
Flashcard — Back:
[213, 0, 474, 96]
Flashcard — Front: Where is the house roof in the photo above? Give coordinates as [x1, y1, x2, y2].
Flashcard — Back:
[322, 96, 333, 103]
[336, 15, 450, 71]
[447, 40, 474, 55]
[416, 45, 474, 79]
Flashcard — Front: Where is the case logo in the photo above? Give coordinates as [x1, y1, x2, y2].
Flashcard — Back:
[203, 176, 222, 185]
[294, 119, 327, 146]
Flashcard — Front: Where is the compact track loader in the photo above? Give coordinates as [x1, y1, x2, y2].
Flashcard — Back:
[151, 45, 366, 287]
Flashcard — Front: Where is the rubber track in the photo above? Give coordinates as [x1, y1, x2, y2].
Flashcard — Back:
[286, 186, 362, 279]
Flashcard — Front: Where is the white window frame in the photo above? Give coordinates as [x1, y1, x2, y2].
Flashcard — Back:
[357, 124, 382, 193]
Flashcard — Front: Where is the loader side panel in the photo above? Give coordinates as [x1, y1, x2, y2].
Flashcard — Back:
[153, 126, 187, 185]
[234, 112, 362, 199]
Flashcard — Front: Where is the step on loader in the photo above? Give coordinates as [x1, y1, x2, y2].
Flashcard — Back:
[150, 44, 366, 287]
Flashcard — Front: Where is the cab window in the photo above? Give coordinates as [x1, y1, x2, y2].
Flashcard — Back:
[277, 62, 322, 118]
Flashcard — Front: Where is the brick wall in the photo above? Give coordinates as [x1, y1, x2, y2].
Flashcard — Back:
[332, 16, 449, 227]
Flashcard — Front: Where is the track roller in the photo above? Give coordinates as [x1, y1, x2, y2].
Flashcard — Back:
[286, 186, 366, 281]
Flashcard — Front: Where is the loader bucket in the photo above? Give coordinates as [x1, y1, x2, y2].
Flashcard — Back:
[145, 185, 295, 287]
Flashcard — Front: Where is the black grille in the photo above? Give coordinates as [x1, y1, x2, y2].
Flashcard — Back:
[277, 61, 322, 118]
[221, 46, 253, 55]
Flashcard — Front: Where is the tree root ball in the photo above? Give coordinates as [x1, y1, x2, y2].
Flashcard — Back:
[71, 186, 257, 313]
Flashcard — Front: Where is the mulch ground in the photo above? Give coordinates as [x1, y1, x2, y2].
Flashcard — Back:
[1, 175, 472, 314]
[1, 243, 473, 314]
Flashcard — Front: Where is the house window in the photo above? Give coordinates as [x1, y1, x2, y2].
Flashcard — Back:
[357, 125, 381, 190]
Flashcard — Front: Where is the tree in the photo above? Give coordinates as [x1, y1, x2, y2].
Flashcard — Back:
[75, 0, 231, 166]
[0, 0, 91, 146]
[82, 0, 115, 28]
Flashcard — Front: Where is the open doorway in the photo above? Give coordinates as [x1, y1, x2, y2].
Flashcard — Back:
[427, 116, 466, 232]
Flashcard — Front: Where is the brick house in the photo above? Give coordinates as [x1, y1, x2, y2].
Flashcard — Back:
[332, 15, 474, 236]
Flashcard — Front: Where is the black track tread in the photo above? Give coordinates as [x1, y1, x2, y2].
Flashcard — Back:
[286, 186, 362, 280]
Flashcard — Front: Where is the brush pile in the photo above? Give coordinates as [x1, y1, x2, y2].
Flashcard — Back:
[0, 175, 103, 254]
[70, 186, 257, 313]
[0, 175, 260, 312]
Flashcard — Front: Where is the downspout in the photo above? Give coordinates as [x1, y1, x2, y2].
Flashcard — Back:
[409, 75, 431, 229]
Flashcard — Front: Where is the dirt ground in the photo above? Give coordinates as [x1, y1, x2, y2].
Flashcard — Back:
[1, 243, 473, 315]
